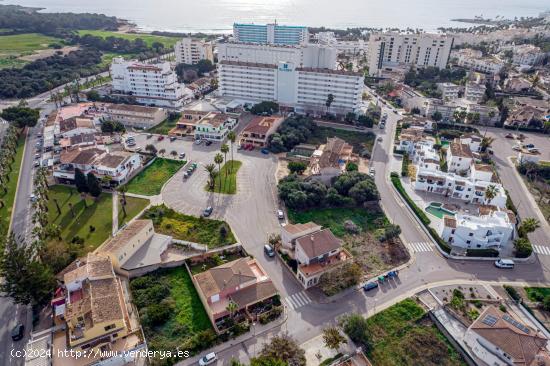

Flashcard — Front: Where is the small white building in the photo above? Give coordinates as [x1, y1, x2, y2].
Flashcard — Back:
[440, 208, 514, 250]
[437, 82, 460, 101]
[193, 112, 238, 142]
[174, 37, 214, 65]
[459, 133, 482, 153]
[110, 57, 185, 108]
[447, 141, 473, 173]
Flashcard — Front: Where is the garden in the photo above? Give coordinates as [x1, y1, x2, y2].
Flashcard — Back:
[209, 160, 242, 195]
[124, 158, 185, 196]
[118, 195, 149, 227]
[340, 299, 466, 366]
[143, 205, 236, 248]
[504, 286, 550, 330]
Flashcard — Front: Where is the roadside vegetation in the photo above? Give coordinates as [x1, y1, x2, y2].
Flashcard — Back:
[146, 112, 181, 135]
[124, 158, 185, 196]
[517, 161, 550, 224]
[340, 299, 466, 366]
[143, 205, 236, 248]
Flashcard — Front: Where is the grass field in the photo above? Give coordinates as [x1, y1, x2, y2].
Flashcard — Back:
[130, 266, 213, 354]
[118, 195, 149, 227]
[124, 158, 185, 196]
[146, 113, 181, 135]
[0, 33, 61, 69]
[0, 133, 26, 238]
[46, 185, 112, 253]
[366, 299, 466, 366]
[307, 127, 376, 155]
[210, 160, 242, 195]
[77, 30, 180, 48]
[144, 205, 236, 248]
[288, 207, 388, 237]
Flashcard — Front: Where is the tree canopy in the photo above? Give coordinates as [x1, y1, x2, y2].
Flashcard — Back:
[1, 106, 40, 128]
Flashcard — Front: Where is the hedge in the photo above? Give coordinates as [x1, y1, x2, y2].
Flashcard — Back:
[401, 153, 410, 177]
[466, 248, 499, 257]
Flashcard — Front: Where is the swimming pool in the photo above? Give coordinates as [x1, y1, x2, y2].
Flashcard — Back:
[425, 202, 455, 219]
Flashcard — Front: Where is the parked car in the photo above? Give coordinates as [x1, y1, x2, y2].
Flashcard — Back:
[202, 206, 213, 217]
[495, 259, 514, 269]
[237, 144, 243, 150]
[505, 133, 514, 139]
[247, 144, 254, 151]
[195, 139, 203, 145]
[264, 244, 275, 257]
[157, 135, 164, 141]
[146, 134, 153, 139]
[379, 123, 385, 129]
[11, 324, 24, 341]
[33, 161, 40, 168]
[198, 352, 217, 366]
[260, 148, 269, 154]
[369, 167, 375, 177]
[179, 152, 186, 159]
[523, 143, 535, 149]
[170, 136, 177, 142]
[277, 209, 284, 219]
[363, 282, 379, 292]
[528, 148, 539, 153]
[183, 172, 189, 179]
[205, 140, 213, 146]
[377, 136, 383, 142]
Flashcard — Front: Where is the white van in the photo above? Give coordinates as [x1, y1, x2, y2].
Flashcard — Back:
[495, 259, 514, 269]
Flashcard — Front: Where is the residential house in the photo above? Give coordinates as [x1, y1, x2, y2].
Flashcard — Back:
[294, 228, 352, 288]
[194, 112, 239, 142]
[459, 133, 482, 153]
[464, 82, 486, 103]
[239, 116, 284, 147]
[505, 105, 548, 128]
[447, 141, 473, 173]
[504, 77, 531, 93]
[281, 222, 323, 250]
[188, 77, 213, 97]
[309, 137, 353, 184]
[170, 110, 210, 136]
[102, 103, 168, 129]
[464, 306, 548, 365]
[437, 82, 460, 101]
[193, 258, 279, 332]
[60, 133, 97, 150]
[59, 117, 97, 138]
[510, 44, 548, 66]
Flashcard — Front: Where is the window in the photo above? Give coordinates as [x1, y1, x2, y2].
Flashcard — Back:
[466, 240, 471, 244]
[104, 324, 116, 331]
[469, 233, 473, 236]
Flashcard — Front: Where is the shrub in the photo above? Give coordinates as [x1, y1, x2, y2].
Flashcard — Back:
[504, 285, 521, 301]
[340, 313, 370, 350]
[288, 161, 307, 175]
[514, 238, 533, 258]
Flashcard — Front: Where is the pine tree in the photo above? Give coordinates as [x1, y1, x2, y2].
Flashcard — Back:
[74, 168, 89, 193]
[87, 172, 102, 198]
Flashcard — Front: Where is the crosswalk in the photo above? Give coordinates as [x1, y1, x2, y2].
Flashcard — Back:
[284, 291, 312, 310]
[533, 245, 550, 256]
[408, 242, 434, 253]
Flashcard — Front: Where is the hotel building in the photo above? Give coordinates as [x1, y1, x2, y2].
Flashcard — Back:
[233, 23, 309, 45]
[174, 37, 214, 65]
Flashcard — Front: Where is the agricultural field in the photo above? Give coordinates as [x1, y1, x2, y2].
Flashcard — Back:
[0, 33, 63, 69]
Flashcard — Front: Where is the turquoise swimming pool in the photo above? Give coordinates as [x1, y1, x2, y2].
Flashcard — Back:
[425, 202, 455, 219]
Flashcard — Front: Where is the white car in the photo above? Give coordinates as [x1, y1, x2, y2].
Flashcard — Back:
[512, 145, 521, 151]
[369, 167, 375, 177]
[277, 210, 284, 219]
[198, 352, 217, 366]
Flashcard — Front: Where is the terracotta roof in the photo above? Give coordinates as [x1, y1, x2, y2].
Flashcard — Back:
[100, 220, 152, 255]
[283, 222, 322, 235]
[243, 116, 283, 135]
[229, 281, 278, 309]
[449, 142, 473, 158]
[69, 133, 96, 146]
[317, 137, 353, 170]
[86, 253, 114, 278]
[60, 147, 105, 165]
[470, 306, 547, 366]
[194, 258, 257, 298]
[88, 277, 125, 324]
[198, 112, 233, 128]
[444, 217, 457, 228]
[59, 117, 94, 133]
[295, 229, 341, 259]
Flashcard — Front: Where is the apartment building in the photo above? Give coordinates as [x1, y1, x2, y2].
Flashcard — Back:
[174, 37, 214, 65]
[464, 82, 486, 103]
[233, 22, 309, 45]
[101, 103, 167, 129]
[218, 61, 363, 115]
[55, 147, 141, 186]
[314, 31, 368, 56]
[239, 115, 284, 147]
[366, 32, 453, 76]
[452, 49, 504, 74]
[217, 42, 336, 69]
[110, 57, 185, 108]
[437, 82, 460, 101]
[447, 141, 474, 173]
[441, 208, 515, 250]
[508, 44, 547, 66]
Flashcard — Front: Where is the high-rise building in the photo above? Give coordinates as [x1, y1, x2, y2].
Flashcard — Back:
[217, 42, 336, 69]
[233, 23, 309, 45]
[367, 32, 453, 76]
[174, 38, 214, 65]
[110, 57, 184, 108]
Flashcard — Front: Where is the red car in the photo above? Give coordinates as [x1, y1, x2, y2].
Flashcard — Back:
[157, 135, 164, 141]
[247, 144, 254, 151]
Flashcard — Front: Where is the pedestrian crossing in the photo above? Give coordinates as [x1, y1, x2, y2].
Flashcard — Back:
[533, 245, 550, 256]
[284, 291, 312, 310]
[408, 242, 434, 253]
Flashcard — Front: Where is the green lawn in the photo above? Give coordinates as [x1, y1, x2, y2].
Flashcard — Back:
[366, 299, 466, 366]
[525, 287, 550, 302]
[288, 207, 388, 237]
[77, 30, 180, 48]
[209, 160, 242, 195]
[124, 158, 185, 196]
[143, 205, 236, 248]
[0, 132, 26, 238]
[0, 33, 62, 69]
[130, 266, 213, 354]
[146, 113, 181, 135]
[118, 195, 149, 227]
[307, 127, 376, 155]
[46, 185, 113, 253]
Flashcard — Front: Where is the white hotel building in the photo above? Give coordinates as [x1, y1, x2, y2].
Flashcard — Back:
[366, 32, 453, 76]
[218, 60, 363, 115]
[233, 23, 309, 45]
[174, 37, 214, 65]
[110, 57, 185, 108]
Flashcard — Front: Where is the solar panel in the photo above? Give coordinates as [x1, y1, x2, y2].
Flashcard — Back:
[502, 314, 531, 334]
[482, 314, 498, 326]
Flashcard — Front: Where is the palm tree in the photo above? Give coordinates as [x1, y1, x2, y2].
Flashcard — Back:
[204, 164, 217, 190]
[484, 185, 498, 204]
[53, 198, 61, 215]
[480, 137, 494, 152]
[227, 131, 236, 173]
[226, 300, 238, 319]
[214, 153, 224, 193]
[325, 93, 334, 115]
[520, 218, 540, 235]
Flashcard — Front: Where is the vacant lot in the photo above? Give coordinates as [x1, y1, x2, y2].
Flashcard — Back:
[0, 133, 25, 237]
[125, 158, 185, 196]
[130, 266, 214, 359]
[77, 30, 180, 48]
[307, 127, 375, 156]
[46, 185, 112, 253]
[366, 299, 466, 366]
[146, 113, 180, 135]
[143, 205, 236, 248]
[0, 33, 62, 68]
[118, 196, 149, 227]
[210, 160, 242, 195]
[521, 177, 550, 225]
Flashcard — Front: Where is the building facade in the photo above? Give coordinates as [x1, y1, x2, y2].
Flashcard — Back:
[110, 57, 185, 108]
[102, 103, 167, 129]
[453, 49, 504, 74]
[174, 37, 214, 65]
[233, 23, 309, 45]
[367, 32, 453, 76]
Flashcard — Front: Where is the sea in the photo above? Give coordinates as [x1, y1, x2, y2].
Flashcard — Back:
[4, 0, 549, 33]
